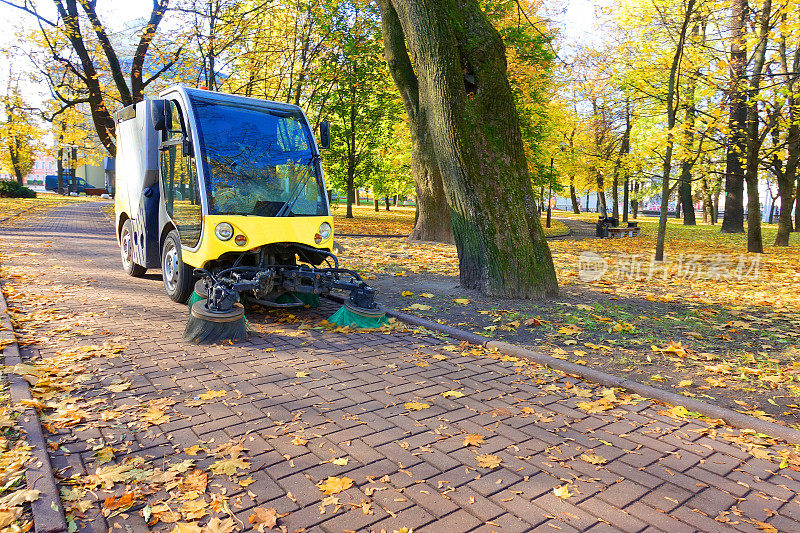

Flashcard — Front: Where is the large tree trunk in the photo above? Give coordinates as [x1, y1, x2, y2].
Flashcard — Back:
[701, 176, 713, 224]
[612, 178, 619, 220]
[721, 0, 747, 233]
[775, 25, 799, 244]
[57, 147, 64, 194]
[378, 1, 453, 244]
[70, 147, 78, 194]
[742, 0, 772, 253]
[795, 176, 800, 231]
[378, 0, 557, 297]
[656, 0, 695, 261]
[597, 186, 607, 217]
[775, 109, 798, 245]
[570, 180, 580, 214]
[632, 182, 639, 219]
[679, 162, 696, 224]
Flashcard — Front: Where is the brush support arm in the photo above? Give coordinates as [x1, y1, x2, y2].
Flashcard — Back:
[193, 265, 380, 314]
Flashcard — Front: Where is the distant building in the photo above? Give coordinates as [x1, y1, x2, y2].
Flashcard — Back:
[0, 154, 57, 187]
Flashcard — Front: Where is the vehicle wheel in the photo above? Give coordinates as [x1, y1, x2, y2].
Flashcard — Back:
[120, 219, 146, 277]
[162, 230, 195, 303]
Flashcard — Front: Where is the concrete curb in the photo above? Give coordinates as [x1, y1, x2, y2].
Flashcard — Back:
[327, 293, 800, 446]
[0, 286, 69, 533]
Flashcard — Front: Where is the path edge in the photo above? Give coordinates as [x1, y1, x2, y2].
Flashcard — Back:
[0, 284, 69, 533]
[327, 293, 800, 446]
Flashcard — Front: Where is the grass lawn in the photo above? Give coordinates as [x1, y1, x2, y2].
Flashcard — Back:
[332, 203, 569, 237]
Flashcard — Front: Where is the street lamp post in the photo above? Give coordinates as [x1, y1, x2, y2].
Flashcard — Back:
[546, 157, 553, 228]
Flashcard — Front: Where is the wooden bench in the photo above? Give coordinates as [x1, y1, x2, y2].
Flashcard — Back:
[606, 226, 641, 238]
[85, 187, 109, 196]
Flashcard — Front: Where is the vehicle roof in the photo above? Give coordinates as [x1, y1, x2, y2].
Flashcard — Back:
[159, 85, 305, 115]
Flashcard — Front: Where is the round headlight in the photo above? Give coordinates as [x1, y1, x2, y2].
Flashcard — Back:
[215, 222, 233, 241]
[318, 222, 332, 241]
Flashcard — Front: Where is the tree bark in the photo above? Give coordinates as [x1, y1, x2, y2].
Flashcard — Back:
[656, 0, 695, 261]
[70, 146, 78, 193]
[742, 0, 772, 253]
[384, 197, 390, 211]
[57, 147, 64, 194]
[774, 18, 799, 245]
[378, 0, 557, 297]
[795, 176, 800, 231]
[377, 1, 453, 243]
[570, 180, 580, 213]
[680, 43, 697, 226]
[721, 0, 747, 233]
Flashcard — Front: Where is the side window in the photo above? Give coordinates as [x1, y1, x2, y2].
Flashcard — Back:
[160, 101, 202, 247]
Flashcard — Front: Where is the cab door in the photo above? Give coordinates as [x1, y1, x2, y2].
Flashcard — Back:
[160, 100, 203, 249]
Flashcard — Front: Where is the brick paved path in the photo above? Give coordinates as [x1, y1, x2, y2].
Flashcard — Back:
[1, 203, 799, 533]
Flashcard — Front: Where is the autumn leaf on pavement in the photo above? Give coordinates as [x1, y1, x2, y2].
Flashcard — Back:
[198, 390, 227, 400]
[331, 457, 349, 466]
[553, 485, 572, 499]
[103, 492, 134, 513]
[95, 446, 114, 465]
[580, 453, 607, 465]
[677, 379, 693, 387]
[204, 517, 237, 533]
[180, 498, 208, 521]
[751, 521, 778, 533]
[463, 434, 484, 447]
[317, 476, 354, 495]
[248, 507, 281, 532]
[319, 495, 340, 514]
[401, 291, 414, 296]
[475, 454, 502, 469]
[184, 445, 204, 456]
[441, 390, 465, 399]
[408, 304, 431, 311]
[105, 379, 131, 393]
[291, 435, 308, 446]
[210, 455, 251, 477]
[404, 402, 430, 411]
[295, 371, 310, 378]
[178, 469, 207, 493]
[453, 298, 469, 305]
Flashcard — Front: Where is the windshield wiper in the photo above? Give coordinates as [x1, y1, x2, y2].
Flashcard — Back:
[275, 155, 319, 217]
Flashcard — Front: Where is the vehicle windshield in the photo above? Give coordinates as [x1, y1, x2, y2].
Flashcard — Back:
[189, 93, 328, 217]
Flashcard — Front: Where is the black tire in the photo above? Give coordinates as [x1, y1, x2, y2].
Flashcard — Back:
[120, 219, 146, 277]
[161, 230, 195, 303]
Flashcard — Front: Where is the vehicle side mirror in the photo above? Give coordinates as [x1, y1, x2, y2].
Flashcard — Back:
[319, 121, 330, 149]
[150, 100, 168, 131]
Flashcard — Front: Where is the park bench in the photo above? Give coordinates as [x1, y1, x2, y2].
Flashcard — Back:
[85, 187, 109, 196]
[596, 217, 640, 238]
[607, 224, 641, 238]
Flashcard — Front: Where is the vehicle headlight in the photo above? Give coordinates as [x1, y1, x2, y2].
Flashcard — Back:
[215, 222, 233, 241]
[316, 222, 332, 243]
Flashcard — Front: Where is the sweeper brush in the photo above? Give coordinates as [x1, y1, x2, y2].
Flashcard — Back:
[184, 300, 248, 343]
[182, 256, 385, 344]
[327, 299, 388, 328]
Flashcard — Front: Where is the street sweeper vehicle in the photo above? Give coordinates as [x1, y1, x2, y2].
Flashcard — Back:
[113, 86, 385, 342]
